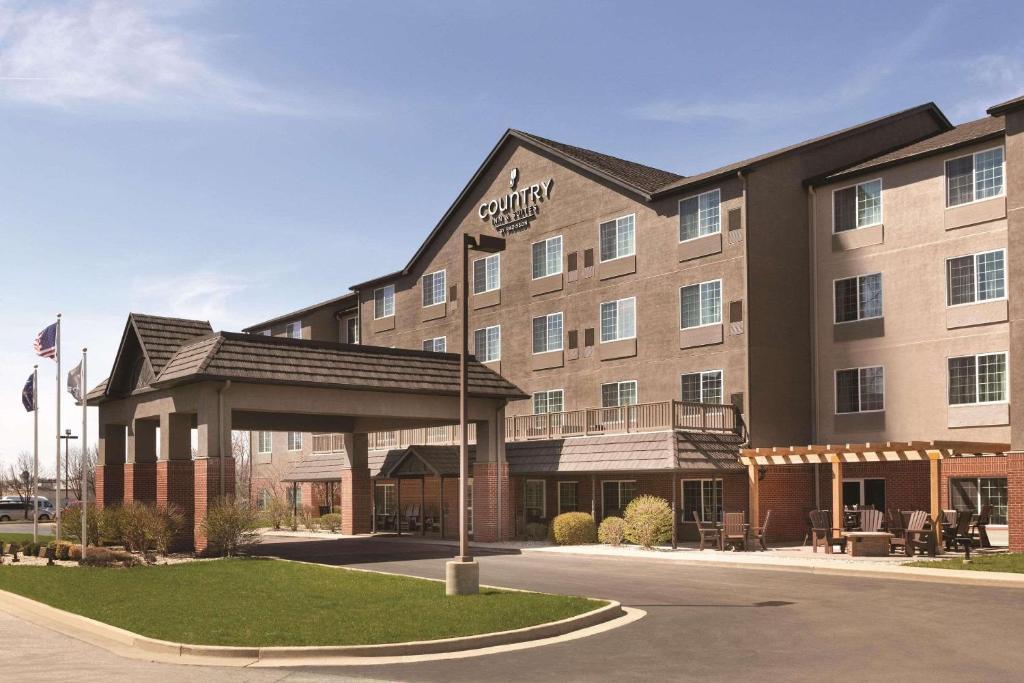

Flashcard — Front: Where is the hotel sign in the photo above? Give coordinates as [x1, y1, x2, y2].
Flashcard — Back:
[478, 167, 554, 235]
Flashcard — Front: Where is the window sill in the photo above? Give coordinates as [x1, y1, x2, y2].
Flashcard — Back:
[948, 403, 1009, 428]
[833, 317, 885, 341]
[946, 299, 1007, 329]
[945, 196, 1006, 231]
[530, 272, 563, 296]
[371, 315, 395, 333]
[679, 323, 723, 349]
[420, 302, 447, 323]
[598, 338, 637, 361]
[472, 288, 500, 310]
[832, 224, 883, 252]
[531, 350, 565, 370]
[678, 233, 722, 262]
[598, 254, 636, 280]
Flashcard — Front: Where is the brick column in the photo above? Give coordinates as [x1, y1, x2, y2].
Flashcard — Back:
[97, 423, 127, 508]
[472, 462, 512, 542]
[125, 418, 158, 504]
[340, 433, 371, 535]
[193, 457, 236, 553]
[1009, 452, 1024, 553]
[156, 460, 195, 551]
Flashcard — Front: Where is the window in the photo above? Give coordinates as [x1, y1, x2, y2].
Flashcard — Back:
[257, 431, 272, 454]
[834, 273, 882, 323]
[285, 321, 302, 339]
[835, 366, 884, 414]
[422, 336, 446, 353]
[374, 285, 395, 319]
[422, 270, 446, 307]
[601, 380, 638, 408]
[948, 353, 1007, 405]
[525, 480, 546, 521]
[257, 489, 271, 510]
[602, 480, 637, 518]
[681, 370, 723, 404]
[950, 477, 1008, 525]
[532, 312, 564, 353]
[682, 479, 723, 524]
[532, 235, 563, 279]
[599, 214, 636, 261]
[946, 250, 1005, 306]
[473, 325, 501, 363]
[833, 179, 882, 232]
[287, 485, 302, 508]
[533, 389, 564, 415]
[680, 280, 722, 329]
[600, 297, 636, 342]
[287, 432, 303, 451]
[473, 253, 500, 294]
[341, 315, 359, 344]
[679, 189, 721, 241]
[946, 147, 1004, 207]
[375, 483, 396, 516]
[558, 482, 579, 515]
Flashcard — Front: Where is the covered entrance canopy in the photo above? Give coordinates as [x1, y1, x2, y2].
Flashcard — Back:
[87, 314, 527, 551]
[740, 440, 1008, 551]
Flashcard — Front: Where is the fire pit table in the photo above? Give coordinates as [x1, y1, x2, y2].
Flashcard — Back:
[845, 531, 892, 557]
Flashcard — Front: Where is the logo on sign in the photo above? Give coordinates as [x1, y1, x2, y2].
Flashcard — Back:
[478, 167, 554, 236]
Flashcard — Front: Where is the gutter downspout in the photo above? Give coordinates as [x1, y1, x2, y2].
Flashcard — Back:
[218, 380, 232, 498]
[807, 185, 820, 510]
[738, 169, 751, 448]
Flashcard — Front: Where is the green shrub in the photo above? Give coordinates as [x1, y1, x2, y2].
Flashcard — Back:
[525, 522, 548, 541]
[300, 507, 320, 531]
[550, 512, 597, 545]
[201, 498, 260, 557]
[320, 513, 342, 533]
[598, 517, 626, 546]
[60, 503, 100, 546]
[97, 505, 126, 546]
[266, 496, 290, 530]
[116, 502, 184, 554]
[623, 495, 673, 549]
[48, 540, 76, 561]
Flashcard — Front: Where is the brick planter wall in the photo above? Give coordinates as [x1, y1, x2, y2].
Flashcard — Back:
[156, 460, 195, 551]
[94, 464, 124, 509]
[123, 462, 157, 505]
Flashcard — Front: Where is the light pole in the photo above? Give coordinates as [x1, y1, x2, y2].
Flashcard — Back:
[446, 232, 505, 596]
[60, 429, 78, 504]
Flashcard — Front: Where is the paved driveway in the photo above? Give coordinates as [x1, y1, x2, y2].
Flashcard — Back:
[257, 536, 1024, 682]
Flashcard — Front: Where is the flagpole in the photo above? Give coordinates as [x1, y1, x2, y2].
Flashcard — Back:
[32, 365, 39, 543]
[55, 313, 62, 544]
[81, 349, 88, 560]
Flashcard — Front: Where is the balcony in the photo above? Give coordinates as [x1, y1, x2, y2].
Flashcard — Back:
[307, 401, 742, 453]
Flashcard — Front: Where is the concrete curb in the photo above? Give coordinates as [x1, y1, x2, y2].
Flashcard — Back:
[0, 585, 626, 667]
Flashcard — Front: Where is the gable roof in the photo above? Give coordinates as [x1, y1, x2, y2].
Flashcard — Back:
[102, 313, 213, 399]
[815, 116, 1005, 185]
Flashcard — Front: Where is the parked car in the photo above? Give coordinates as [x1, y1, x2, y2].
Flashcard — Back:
[0, 499, 55, 522]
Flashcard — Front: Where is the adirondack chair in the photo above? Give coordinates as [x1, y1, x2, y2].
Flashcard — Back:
[722, 512, 749, 551]
[946, 509, 974, 554]
[810, 510, 847, 554]
[406, 504, 421, 532]
[693, 511, 722, 551]
[860, 509, 884, 532]
[970, 505, 992, 548]
[891, 510, 933, 556]
[750, 510, 772, 551]
[885, 509, 905, 539]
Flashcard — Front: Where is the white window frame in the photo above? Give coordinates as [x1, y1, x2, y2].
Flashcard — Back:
[679, 188, 722, 242]
[557, 481, 579, 515]
[831, 178, 883, 233]
[601, 480, 637, 518]
[472, 253, 501, 294]
[474, 325, 501, 363]
[947, 352, 1009, 406]
[525, 479, 546, 519]
[257, 431, 272, 454]
[340, 314, 359, 344]
[533, 389, 565, 415]
[599, 297, 637, 343]
[598, 213, 636, 262]
[680, 370, 724, 404]
[945, 249, 1007, 308]
[373, 285, 395, 320]
[531, 235, 563, 280]
[421, 269, 447, 308]
[679, 279, 722, 329]
[681, 478, 725, 524]
[834, 366, 885, 415]
[422, 336, 446, 353]
[601, 380, 638, 408]
[832, 273, 883, 324]
[287, 431, 303, 451]
[945, 146, 1006, 208]
[285, 321, 302, 339]
[532, 312, 564, 354]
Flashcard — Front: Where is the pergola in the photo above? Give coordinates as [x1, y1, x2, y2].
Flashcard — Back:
[740, 440, 1008, 551]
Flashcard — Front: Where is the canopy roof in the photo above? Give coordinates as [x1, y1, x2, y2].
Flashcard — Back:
[740, 441, 1009, 466]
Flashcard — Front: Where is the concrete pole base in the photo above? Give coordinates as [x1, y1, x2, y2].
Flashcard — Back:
[445, 559, 480, 595]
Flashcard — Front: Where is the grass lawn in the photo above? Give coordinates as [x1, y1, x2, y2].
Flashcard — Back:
[0, 533, 54, 545]
[908, 553, 1024, 574]
[0, 558, 603, 646]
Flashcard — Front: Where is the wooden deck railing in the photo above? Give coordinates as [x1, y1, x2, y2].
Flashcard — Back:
[336, 400, 740, 452]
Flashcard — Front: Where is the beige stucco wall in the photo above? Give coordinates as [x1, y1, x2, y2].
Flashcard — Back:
[813, 137, 1010, 443]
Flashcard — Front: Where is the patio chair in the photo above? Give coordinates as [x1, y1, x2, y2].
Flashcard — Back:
[860, 509, 883, 533]
[750, 510, 771, 551]
[970, 505, 992, 548]
[693, 511, 722, 551]
[946, 509, 973, 554]
[891, 510, 933, 557]
[885, 509, 905, 538]
[406, 504, 420, 532]
[809, 510, 847, 554]
[722, 512, 749, 551]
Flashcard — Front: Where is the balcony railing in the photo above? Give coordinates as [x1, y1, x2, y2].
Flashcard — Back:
[339, 400, 742, 452]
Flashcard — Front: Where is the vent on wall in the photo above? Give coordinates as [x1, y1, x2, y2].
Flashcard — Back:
[729, 300, 744, 335]
[567, 329, 579, 360]
[583, 327, 595, 356]
[727, 207, 743, 244]
[583, 248, 595, 278]
[568, 251, 579, 283]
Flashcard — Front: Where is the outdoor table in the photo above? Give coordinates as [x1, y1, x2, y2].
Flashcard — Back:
[844, 531, 892, 557]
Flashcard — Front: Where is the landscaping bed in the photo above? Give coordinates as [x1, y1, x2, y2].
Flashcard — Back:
[0, 557, 603, 646]
[908, 553, 1024, 574]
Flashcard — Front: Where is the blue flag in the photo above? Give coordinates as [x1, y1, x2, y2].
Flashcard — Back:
[22, 373, 35, 412]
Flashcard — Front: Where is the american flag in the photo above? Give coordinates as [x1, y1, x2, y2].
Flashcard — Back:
[34, 321, 58, 360]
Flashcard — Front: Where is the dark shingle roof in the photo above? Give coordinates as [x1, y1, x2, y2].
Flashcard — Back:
[821, 116, 1005, 184]
[152, 331, 527, 400]
[242, 292, 357, 333]
[130, 314, 214, 374]
[283, 454, 351, 482]
[511, 130, 683, 194]
[988, 94, 1024, 116]
[676, 432, 745, 471]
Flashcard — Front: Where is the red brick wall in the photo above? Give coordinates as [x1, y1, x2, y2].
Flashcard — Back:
[939, 457, 1008, 509]
[193, 457, 236, 553]
[94, 464, 124, 510]
[156, 460, 195, 551]
[123, 462, 157, 505]
[340, 468, 371, 534]
[758, 465, 814, 543]
[1009, 453, 1024, 552]
[472, 463, 513, 542]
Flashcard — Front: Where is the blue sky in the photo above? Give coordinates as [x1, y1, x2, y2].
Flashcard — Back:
[2, 0, 1023, 465]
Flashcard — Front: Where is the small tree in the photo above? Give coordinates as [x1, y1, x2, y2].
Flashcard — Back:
[598, 516, 626, 546]
[266, 496, 290, 530]
[623, 495, 673, 549]
[202, 498, 260, 556]
[550, 512, 597, 545]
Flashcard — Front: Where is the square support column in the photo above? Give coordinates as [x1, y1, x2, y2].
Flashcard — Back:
[471, 416, 512, 542]
[748, 463, 760, 528]
[831, 458, 843, 533]
[157, 412, 195, 551]
[96, 423, 127, 509]
[194, 457, 236, 553]
[1008, 452, 1024, 552]
[340, 433, 371, 535]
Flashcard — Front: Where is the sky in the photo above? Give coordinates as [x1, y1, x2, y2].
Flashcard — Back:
[2, 0, 1023, 467]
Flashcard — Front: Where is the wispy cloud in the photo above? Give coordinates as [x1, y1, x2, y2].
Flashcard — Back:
[630, 5, 950, 125]
[951, 53, 1024, 119]
[0, 0, 313, 116]
[133, 271, 252, 326]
